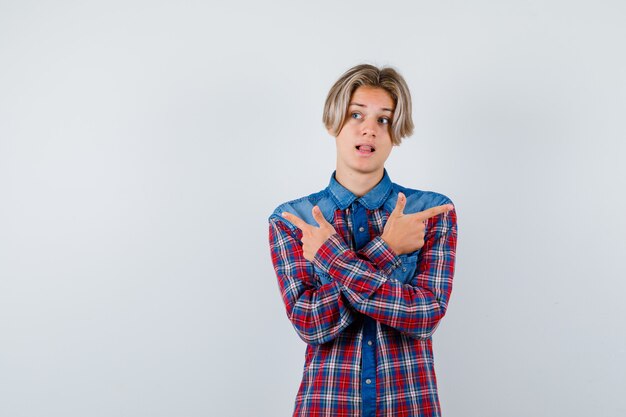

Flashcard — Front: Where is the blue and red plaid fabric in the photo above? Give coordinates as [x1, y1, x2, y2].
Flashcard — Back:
[269, 171, 457, 417]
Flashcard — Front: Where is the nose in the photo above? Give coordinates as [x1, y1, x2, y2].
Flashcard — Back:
[361, 119, 377, 137]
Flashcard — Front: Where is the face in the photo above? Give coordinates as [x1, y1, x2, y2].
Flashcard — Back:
[333, 86, 395, 179]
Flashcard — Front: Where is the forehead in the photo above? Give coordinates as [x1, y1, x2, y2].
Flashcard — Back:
[350, 86, 395, 110]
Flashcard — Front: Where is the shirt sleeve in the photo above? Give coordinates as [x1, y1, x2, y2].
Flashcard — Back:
[268, 215, 357, 345]
[311, 208, 458, 340]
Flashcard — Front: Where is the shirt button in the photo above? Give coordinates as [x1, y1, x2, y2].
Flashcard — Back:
[358, 226, 365, 232]
[366, 379, 372, 384]
[402, 267, 407, 272]
[367, 340, 373, 346]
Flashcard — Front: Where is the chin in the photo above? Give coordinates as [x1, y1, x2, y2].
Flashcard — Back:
[351, 164, 383, 175]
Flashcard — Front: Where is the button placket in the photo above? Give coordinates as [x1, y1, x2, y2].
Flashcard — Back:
[352, 201, 377, 417]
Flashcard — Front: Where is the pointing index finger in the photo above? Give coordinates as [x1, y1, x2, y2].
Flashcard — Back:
[281, 211, 309, 231]
[414, 204, 454, 221]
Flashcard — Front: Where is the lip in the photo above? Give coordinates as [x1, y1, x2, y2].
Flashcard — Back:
[355, 143, 376, 155]
[355, 147, 375, 157]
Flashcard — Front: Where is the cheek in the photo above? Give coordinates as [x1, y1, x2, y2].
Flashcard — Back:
[379, 144, 393, 158]
[335, 138, 352, 155]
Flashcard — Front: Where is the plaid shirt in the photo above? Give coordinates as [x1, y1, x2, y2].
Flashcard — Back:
[268, 170, 457, 417]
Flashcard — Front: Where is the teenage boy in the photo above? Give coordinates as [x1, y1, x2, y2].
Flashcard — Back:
[268, 64, 458, 417]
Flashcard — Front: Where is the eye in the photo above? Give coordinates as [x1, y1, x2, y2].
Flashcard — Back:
[350, 112, 362, 120]
[378, 117, 391, 125]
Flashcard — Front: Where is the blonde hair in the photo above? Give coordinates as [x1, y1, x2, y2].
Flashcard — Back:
[323, 64, 414, 145]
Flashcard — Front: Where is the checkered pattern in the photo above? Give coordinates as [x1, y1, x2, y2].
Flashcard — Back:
[269, 180, 457, 417]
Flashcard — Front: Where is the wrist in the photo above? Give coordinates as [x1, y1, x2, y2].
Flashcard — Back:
[361, 236, 402, 275]
[380, 234, 401, 255]
[312, 234, 348, 273]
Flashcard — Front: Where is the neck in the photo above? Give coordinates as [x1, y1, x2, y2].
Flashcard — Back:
[335, 168, 384, 197]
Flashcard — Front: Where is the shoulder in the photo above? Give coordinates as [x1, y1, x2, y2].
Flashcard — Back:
[385, 183, 455, 215]
[268, 187, 337, 232]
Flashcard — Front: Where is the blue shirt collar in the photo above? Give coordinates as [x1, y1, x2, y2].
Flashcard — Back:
[328, 169, 393, 210]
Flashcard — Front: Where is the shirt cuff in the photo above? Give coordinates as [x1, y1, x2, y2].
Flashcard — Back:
[359, 236, 402, 276]
[312, 234, 349, 275]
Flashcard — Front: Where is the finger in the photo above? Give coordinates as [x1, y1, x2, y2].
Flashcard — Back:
[414, 204, 454, 221]
[311, 206, 330, 227]
[391, 192, 406, 217]
[281, 212, 309, 231]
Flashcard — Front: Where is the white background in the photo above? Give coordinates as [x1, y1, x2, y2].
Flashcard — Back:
[1, 1, 625, 416]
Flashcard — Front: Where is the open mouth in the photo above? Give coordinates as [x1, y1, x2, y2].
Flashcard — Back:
[356, 144, 376, 153]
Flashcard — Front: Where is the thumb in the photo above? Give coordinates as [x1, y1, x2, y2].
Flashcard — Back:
[312, 206, 330, 227]
[391, 192, 406, 217]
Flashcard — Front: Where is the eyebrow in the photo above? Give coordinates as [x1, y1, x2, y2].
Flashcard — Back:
[349, 102, 394, 113]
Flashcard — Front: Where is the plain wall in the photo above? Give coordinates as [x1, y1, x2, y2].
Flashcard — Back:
[1, 1, 625, 416]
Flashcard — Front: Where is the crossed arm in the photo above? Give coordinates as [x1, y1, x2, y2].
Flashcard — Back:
[269, 193, 457, 344]
[269, 219, 356, 345]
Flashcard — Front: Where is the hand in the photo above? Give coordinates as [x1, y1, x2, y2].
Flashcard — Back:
[282, 206, 337, 261]
[381, 192, 453, 255]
